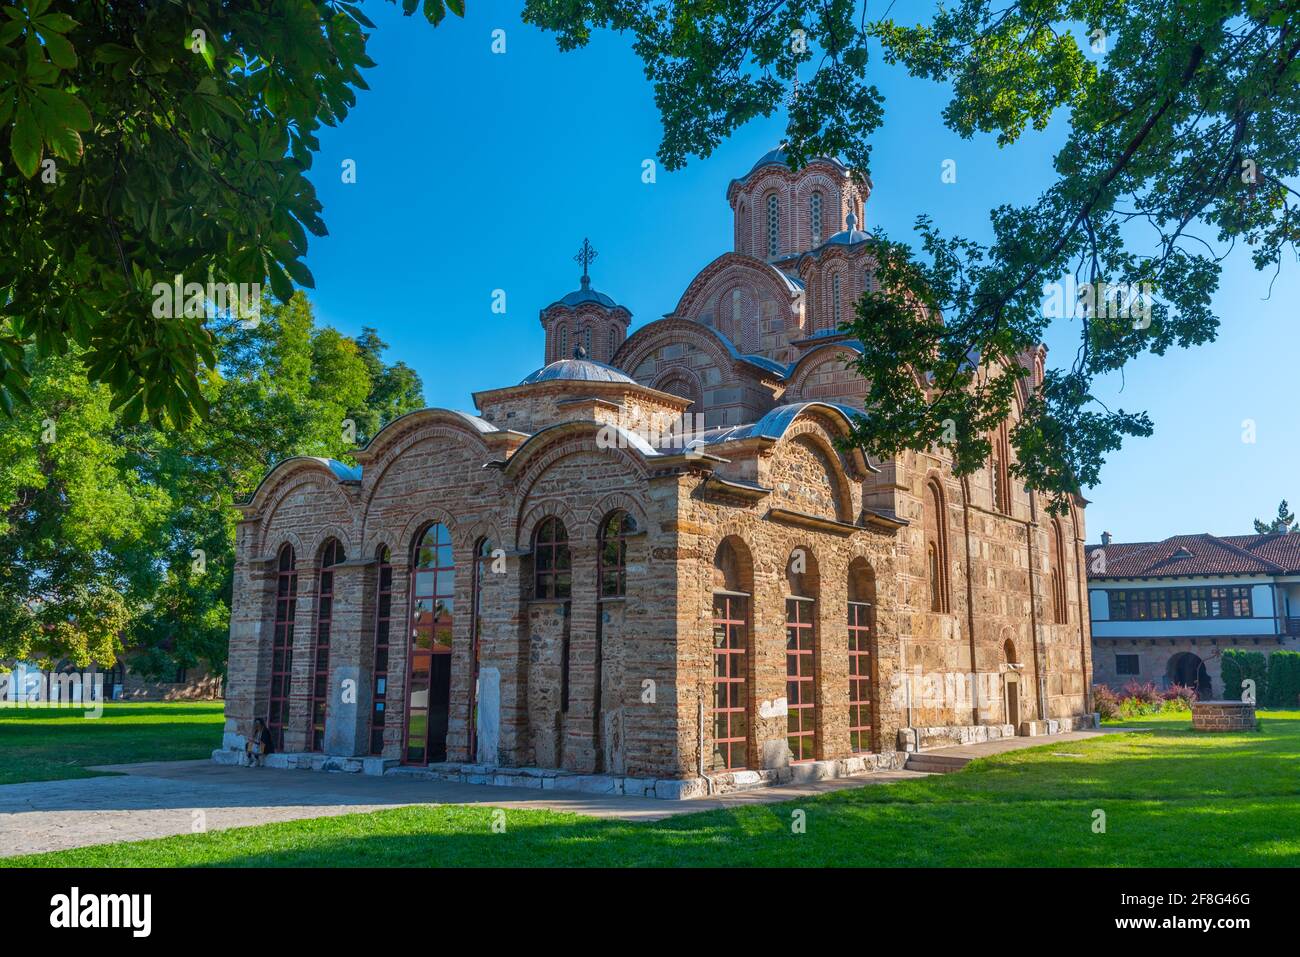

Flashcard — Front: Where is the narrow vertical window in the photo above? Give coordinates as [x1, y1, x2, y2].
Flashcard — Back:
[711, 538, 752, 771]
[533, 517, 571, 600]
[268, 544, 297, 752]
[711, 593, 749, 770]
[468, 537, 491, 760]
[767, 193, 780, 258]
[558, 325, 567, 359]
[832, 274, 842, 327]
[926, 480, 951, 613]
[810, 190, 823, 245]
[1052, 520, 1068, 624]
[368, 546, 393, 755]
[785, 597, 816, 762]
[848, 558, 876, 753]
[608, 327, 617, 360]
[598, 511, 636, 598]
[405, 523, 454, 765]
[309, 538, 344, 752]
[583, 326, 592, 355]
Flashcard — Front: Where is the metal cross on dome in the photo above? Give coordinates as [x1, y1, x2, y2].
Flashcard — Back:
[573, 238, 598, 281]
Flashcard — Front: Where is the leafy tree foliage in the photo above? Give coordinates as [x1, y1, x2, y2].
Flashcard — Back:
[524, 0, 1300, 507]
[1253, 499, 1297, 534]
[0, 0, 458, 428]
[0, 293, 423, 673]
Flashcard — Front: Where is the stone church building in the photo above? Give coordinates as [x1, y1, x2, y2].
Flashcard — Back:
[216, 150, 1095, 797]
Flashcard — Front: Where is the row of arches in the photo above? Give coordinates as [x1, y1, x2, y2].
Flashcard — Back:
[265, 508, 641, 764]
[709, 536, 878, 771]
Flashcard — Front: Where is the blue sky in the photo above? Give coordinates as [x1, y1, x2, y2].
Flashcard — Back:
[302, 4, 1299, 545]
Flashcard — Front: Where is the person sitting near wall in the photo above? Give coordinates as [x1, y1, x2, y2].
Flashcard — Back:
[245, 718, 273, 768]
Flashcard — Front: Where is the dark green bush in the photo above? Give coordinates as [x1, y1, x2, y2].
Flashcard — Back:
[1264, 650, 1300, 708]
[1221, 649, 1269, 703]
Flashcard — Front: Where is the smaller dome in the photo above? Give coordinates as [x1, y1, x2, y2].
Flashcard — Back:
[521, 347, 637, 385]
[822, 211, 870, 247]
[548, 275, 620, 310]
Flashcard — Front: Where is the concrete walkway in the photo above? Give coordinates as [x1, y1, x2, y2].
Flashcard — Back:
[0, 760, 926, 858]
[0, 728, 1134, 858]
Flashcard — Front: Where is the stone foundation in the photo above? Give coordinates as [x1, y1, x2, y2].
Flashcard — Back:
[897, 714, 1097, 752]
[1191, 700, 1257, 732]
[212, 747, 908, 800]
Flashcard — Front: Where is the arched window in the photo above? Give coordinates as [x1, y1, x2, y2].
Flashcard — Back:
[848, 558, 876, 753]
[832, 273, 842, 328]
[533, 517, 571, 600]
[925, 481, 951, 613]
[368, 545, 393, 755]
[406, 523, 454, 765]
[1052, 520, 1068, 623]
[268, 544, 297, 751]
[558, 325, 568, 359]
[785, 548, 819, 762]
[598, 510, 637, 598]
[766, 193, 780, 258]
[810, 190, 823, 245]
[309, 538, 345, 752]
[731, 288, 742, 333]
[711, 537, 752, 770]
[468, 537, 493, 760]
[991, 423, 1011, 514]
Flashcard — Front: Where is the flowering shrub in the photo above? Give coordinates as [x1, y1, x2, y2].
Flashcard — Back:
[1096, 681, 1198, 720]
[1121, 680, 1162, 705]
[1093, 684, 1120, 719]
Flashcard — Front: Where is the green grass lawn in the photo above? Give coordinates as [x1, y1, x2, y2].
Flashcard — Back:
[0, 702, 224, 785]
[6, 709, 1299, 867]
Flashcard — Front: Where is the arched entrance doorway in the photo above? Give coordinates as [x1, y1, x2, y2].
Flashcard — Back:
[1167, 652, 1211, 697]
[1003, 639, 1021, 731]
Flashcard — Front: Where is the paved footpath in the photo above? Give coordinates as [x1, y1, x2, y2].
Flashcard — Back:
[0, 728, 1131, 858]
[0, 760, 925, 858]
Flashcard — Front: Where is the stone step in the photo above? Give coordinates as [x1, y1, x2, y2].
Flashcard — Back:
[903, 753, 971, 774]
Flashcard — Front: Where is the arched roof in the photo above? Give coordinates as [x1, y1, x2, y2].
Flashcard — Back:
[613, 316, 793, 382]
[239, 456, 361, 510]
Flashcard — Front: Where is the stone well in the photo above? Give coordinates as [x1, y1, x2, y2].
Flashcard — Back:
[1191, 700, 1256, 732]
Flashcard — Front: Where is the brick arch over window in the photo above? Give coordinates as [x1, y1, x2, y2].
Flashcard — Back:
[924, 478, 951, 613]
[652, 368, 702, 409]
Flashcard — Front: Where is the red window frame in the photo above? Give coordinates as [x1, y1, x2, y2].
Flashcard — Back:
[308, 539, 344, 752]
[598, 511, 636, 598]
[404, 523, 454, 765]
[710, 592, 749, 771]
[848, 599, 873, 752]
[786, 597, 817, 762]
[367, 546, 393, 755]
[268, 544, 297, 752]
[533, 517, 571, 600]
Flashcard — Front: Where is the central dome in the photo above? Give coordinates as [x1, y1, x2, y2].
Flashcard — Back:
[521, 347, 636, 385]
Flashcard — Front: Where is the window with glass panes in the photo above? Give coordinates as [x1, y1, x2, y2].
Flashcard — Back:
[533, 517, 571, 600]
[308, 539, 344, 751]
[848, 600, 873, 752]
[766, 193, 780, 257]
[268, 545, 297, 752]
[786, 597, 817, 762]
[710, 593, 749, 770]
[1107, 586, 1253, 621]
[368, 546, 393, 755]
[405, 523, 454, 765]
[599, 511, 636, 598]
[468, 537, 492, 760]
